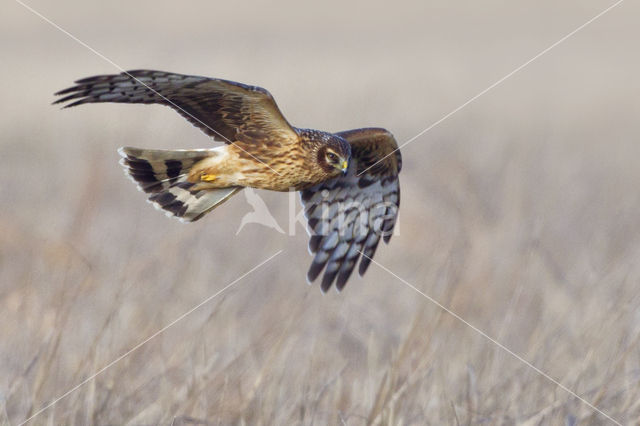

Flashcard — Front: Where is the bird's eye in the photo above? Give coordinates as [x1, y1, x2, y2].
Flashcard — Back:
[326, 152, 338, 162]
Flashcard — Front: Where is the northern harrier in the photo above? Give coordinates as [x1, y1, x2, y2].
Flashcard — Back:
[55, 70, 401, 291]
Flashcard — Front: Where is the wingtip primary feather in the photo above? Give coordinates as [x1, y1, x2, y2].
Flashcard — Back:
[320, 277, 334, 293]
[320, 282, 331, 294]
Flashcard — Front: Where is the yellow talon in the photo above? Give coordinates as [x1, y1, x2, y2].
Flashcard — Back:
[200, 173, 217, 182]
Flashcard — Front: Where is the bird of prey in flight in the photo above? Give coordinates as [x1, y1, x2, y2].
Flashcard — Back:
[55, 70, 401, 292]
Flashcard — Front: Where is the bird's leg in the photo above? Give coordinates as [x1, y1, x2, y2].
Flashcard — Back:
[200, 172, 217, 182]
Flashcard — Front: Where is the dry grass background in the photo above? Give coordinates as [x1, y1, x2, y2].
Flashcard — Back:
[2, 1, 640, 424]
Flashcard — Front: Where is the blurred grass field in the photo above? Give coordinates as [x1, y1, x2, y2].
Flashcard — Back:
[2, 1, 640, 424]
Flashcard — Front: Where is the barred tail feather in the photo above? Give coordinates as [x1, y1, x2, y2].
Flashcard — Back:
[118, 146, 213, 193]
[118, 147, 242, 222]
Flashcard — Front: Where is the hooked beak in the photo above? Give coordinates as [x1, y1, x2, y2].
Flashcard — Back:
[341, 160, 349, 175]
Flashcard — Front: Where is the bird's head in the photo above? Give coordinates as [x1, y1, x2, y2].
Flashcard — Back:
[317, 135, 351, 176]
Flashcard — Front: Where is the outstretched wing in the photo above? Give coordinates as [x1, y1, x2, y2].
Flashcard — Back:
[54, 70, 298, 146]
[300, 128, 402, 292]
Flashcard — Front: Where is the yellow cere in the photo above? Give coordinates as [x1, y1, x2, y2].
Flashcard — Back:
[341, 161, 348, 170]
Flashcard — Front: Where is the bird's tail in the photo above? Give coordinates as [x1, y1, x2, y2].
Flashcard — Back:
[118, 147, 242, 222]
